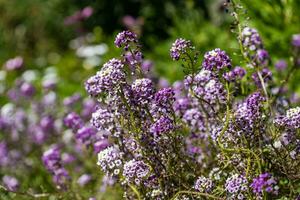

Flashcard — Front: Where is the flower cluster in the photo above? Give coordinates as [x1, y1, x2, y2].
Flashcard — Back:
[275, 107, 300, 129]
[170, 38, 194, 60]
[250, 173, 279, 196]
[202, 48, 231, 71]
[114, 30, 138, 50]
[42, 146, 70, 189]
[194, 176, 214, 193]
[225, 174, 248, 199]
[123, 159, 150, 185]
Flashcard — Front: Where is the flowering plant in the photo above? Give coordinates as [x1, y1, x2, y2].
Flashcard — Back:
[84, 2, 300, 199]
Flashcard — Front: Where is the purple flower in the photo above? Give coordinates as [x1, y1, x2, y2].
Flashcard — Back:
[40, 115, 55, 132]
[0, 142, 9, 166]
[173, 98, 190, 116]
[191, 70, 227, 104]
[20, 82, 35, 97]
[52, 168, 70, 189]
[154, 87, 175, 111]
[123, 159, 150, 185]
[251, 68, 272, 87]
[94, 139, 110, 153]
[97, 146, 122, 175]
[292, 34, 300, 47]
[91, 108, 114, 132]
[81, 98, 97, 119]
[274, 107, 300, 129]
[63, 93, 81, 107]
[42, 146, 70, 189]
[202, 48, 231, 71]
[2, 175, 19, 191]
[64, 112, 84, 131]
[250, 173, 278, 195]
[76, 126, 96, 145]
[124, 51, 143, 68]
[77, 174, 92, 187]
[141, 60, 153, 72]
[150, 116, 174, 138]
[235, 92, 265, 130]
[85, 58, 125, 96]
[194, 176, 214, 193]
[223, 66, 246, 82]
[114, 30, 138, 49]
[225, 174, 248, 199]
[170, 38, 194, 60]
[42, 145, 61, 171]
[4, 56, 23, 71]
[131, 78, 155, 106]
[81, 6, 93, 19]
[256, 49, 269, 65]
[183, 108, 205, 132]
[275, 59, 287, 71]
[242, 27, 263, 51]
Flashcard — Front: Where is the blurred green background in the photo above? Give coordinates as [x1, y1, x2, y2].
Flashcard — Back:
[1, 0, 300, 93]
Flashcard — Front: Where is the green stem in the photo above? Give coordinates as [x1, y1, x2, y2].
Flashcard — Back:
[129, 184, 141, 200]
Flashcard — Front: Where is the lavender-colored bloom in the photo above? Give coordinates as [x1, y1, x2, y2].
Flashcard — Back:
[194, 176, 214, 193]
[225, 174, 248, 199]
[123, 159, 150, 185]
[20, 82, 35, 97]
[223, 66, 246, 82]
[77, 174, 92, 186]
[154, 87, 175, 111]
[150, 116, 174, 139]
[2, 175, 19, 191]
[241, 27, 263, 52]
[97, 146, 122, 175]
[84, 74, 102, 96]
[91, 108, 114, 132]
[275, 59, 287, 71]
[61, 153, 76, 164]
[42, 146, 70, 189]
[124, 51, 143, 68]
[0, 142, 9, 166]
[100, 174, 115, 192]
[4, 56, 23, 71]
[52, 168, 70, 188]
[114, 30, 138, 49]
[63, 93, 81, 107]
[274, 107, 300, 129]
[158, 78, 170, 88]
[250, 173, 278, 196]
[256, 49, 269, 65]
[141, 60, 153, 72]
[170, 38, 193, 60]
[40, 115, 55, 132]
[202, 48, 231, 71]
[42, 146, 61, 171]
[251, 68, 272, 87]
[173, 98, 190, 116]
[64, 112, 84, 131]
[81, 98, 97, 119]
[183, 108, 205, 132]
[76, 126, 96, 145]
[235, 92, 265, 130]
[131, 78, 155, 106]
[94, 139, 110, 153]
[85, 58, 125, 96]
[292, 34, 300, 47]
[81, 6, 93, 19]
